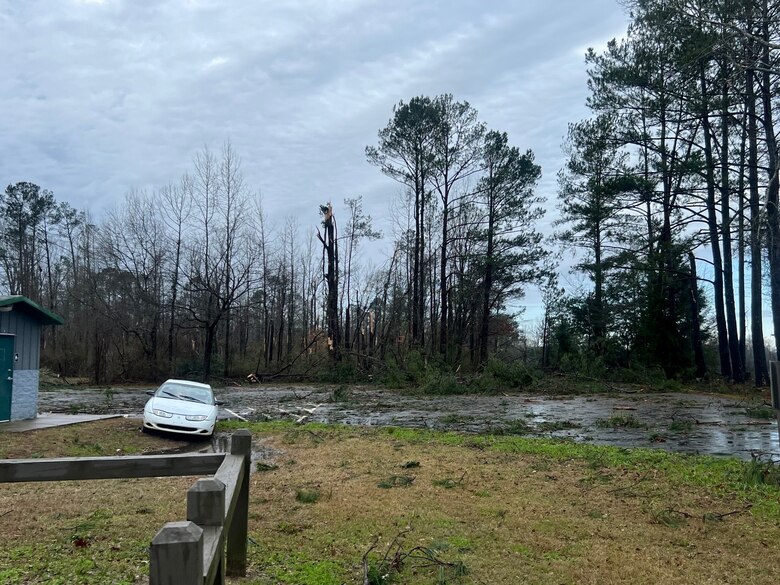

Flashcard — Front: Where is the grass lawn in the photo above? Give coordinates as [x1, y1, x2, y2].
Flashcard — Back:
[1, 418, 779, 584]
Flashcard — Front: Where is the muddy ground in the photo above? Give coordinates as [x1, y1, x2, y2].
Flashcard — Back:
[38, 384, 780, 460]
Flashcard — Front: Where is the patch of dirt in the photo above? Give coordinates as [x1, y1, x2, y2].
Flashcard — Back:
[0, 417, 192, 458]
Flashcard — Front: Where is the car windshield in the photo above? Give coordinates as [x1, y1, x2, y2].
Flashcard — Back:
[157, 383, 213, 404]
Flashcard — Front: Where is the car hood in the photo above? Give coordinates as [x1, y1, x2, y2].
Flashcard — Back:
[145, 397, 216, 417]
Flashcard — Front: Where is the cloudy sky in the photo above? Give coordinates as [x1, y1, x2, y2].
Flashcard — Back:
[0, 0, 629, 323]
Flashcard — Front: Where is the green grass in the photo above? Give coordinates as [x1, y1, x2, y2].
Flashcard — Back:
[265, 552, 344, 585]
[4, 417, 780, 584]
[742, 457, 780, 487]
[669, 418, 694, 432]
[296, 488, 322, 503]
[439, 414, 476, 425]
[490, 419, 532, 435]
[219, 419, 780, 519]
[594, 415, 648, 429]
[744, 406, 776, 420]
[377, 475, 415, 489]
[432, 475, 465, 489]
[536, 420, 582, 432]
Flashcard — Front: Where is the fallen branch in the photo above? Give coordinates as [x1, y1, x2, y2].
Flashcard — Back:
[291, 389, 315, 400]
[248, 372, 318, 382]
[276, 403, 323, 424]
[707, 506, 752, 521]
[608, 473, 650, 495]
[665, 504, 752, 523]
[269, 332, 325, 378]
[360, 527, 466, 583]
[404, 546, 465, 572]
[224, 408, 248, 422]
[361, 536, 380, 585]
[307, 430, 325, 442]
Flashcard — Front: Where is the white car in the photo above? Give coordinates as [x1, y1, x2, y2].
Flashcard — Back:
[143, 379, 222, 437]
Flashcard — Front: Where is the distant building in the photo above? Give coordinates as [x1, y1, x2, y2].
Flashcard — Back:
[0, 296, 63, 422]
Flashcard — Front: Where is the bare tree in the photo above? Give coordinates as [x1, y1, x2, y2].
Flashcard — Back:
[160, 175, 193, 373]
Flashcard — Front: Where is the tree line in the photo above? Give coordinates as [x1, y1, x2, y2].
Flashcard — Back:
[1, 102, 548, 384]
[554, 0, 779, 384]
[2, 0, 777, 386]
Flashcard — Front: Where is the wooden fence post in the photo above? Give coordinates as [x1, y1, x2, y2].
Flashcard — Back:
[149, 521, 204, 585]
[188, 478, 226, 585]
[227, 429, 251, 577]
[188, 477, 226, 525]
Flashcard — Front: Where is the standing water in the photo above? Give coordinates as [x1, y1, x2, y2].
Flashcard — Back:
[38, 385, 779, 461]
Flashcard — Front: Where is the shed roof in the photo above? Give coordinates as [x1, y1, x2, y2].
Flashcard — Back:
[0, 296, 64, 326]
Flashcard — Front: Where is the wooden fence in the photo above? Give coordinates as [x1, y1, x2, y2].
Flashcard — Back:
[0, 428, 252, 585]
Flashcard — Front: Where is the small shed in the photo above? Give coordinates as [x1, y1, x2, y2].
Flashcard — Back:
[0, 295, 63, 422]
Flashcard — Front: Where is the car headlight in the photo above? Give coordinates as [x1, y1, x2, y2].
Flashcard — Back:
[152, 409, 173, 418]
[186, 415, 208, 421]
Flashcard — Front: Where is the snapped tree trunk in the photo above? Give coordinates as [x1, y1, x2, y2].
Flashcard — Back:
[317, 204, 341, 361]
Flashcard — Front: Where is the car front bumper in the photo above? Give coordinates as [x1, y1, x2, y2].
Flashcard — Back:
[143, 412, 216, 436]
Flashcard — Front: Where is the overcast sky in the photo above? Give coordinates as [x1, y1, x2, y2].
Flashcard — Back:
[0, 0, 630, 325]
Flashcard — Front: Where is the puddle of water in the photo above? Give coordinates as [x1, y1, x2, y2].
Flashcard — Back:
[143, 431, 284, 475]
[186, 432, 283, 474]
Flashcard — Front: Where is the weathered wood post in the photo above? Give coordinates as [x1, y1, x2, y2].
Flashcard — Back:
[149, 521, 204, 585]
[188, 478, 226, 585]
[770, 361, 779, 448]
[227, 429, 251, 577]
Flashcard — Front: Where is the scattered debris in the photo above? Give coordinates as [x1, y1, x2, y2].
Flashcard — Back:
[361, 527, 467, 585]
[224, 408, 249, 422]
[432, 471, 467, 489]
[654, 505, 752, 526]
[277, 403, 323, 424]
[377, 475, 415, 489]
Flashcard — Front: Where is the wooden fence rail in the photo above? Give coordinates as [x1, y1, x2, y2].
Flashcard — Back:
[0, 453, 225, 482]
[0, 429, 252, 585]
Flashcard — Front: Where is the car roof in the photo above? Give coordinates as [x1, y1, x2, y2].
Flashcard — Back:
[161, 379, 213, 390]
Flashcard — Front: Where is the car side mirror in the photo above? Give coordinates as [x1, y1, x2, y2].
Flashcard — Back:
[215, 400, 224, 406]
[146, 390, 155, 396]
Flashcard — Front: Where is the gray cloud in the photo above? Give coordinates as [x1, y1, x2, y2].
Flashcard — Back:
[0, 0, 629, 321]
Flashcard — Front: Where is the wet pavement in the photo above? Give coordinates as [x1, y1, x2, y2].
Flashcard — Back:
[38, 384, 780, 461]
[0, 413, 121, 433]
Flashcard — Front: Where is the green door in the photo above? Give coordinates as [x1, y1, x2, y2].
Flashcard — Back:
[0, 335, 14, 421]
